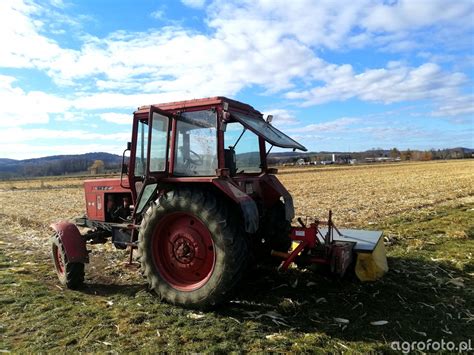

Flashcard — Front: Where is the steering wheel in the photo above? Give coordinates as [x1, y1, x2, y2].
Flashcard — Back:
[187, 149, 203, 166]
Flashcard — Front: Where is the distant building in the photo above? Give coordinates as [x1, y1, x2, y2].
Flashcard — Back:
[89, 160, 105, 175]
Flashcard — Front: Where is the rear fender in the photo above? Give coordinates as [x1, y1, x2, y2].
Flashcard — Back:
[212, 179, 259, 234]
[51, 221, 88, 263]
[261, 174, 295, 221]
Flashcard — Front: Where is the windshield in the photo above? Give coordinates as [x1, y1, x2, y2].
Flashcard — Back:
[224, 122, 261, 173]
[231, 111, 307, 151]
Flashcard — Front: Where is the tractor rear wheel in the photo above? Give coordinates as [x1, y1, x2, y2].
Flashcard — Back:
[138, 188, 248, 309]
[51, 235, 85, 289]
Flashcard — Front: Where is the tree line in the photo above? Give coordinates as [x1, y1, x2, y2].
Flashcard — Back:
[378, 147, 471, 161]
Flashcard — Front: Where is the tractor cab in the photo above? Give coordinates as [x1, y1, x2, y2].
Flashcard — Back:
[128, 97, 306, 177]
[125, 97, 307, 227]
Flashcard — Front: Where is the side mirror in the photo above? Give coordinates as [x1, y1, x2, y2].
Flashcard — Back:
[120, 144, 131, 189]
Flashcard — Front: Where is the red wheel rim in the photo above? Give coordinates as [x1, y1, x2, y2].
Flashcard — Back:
[54, 244, 65, 275]
[152, 212, 215, 291]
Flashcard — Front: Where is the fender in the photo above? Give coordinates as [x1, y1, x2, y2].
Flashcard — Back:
[50, 221, 88, 263]
[212, 179, 259, 234]
[261, 174, 295, 221]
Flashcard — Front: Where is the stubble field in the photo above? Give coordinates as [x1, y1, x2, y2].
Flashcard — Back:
[0, 160, 473, 352]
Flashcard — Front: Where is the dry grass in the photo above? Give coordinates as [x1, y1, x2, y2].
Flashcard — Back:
[0, 176, 85, 190]
[0, 160, 473, 352]
[1, 160, 471, 233]
[278, 160, 474, 226]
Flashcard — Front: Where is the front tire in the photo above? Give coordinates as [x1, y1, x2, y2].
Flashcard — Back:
[51, 235, 85, 289]
[138, 188, 248, 309]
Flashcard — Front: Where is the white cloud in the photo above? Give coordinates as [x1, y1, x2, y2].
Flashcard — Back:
[1, 0, 472, 160]
[285, 63, 467, 106]
[150, 10, 164, 20]
[208, 1, 364, 50]
[55, 111, 85, 122]
[0, 127, 130, 143]
[263, 109, 299, 126]
[0, 1, 70, 70]
[2, 0, 473, 88]
[0, 125, 130, 159]
[72, 92, 193, 110]
[288, 117, 360, 134]
[0, 75, 70, 127]
[100, 112, 133, 125]
[0, 143, 124, 160]
[358, 126, 423, 140]
[208, 0, 473, 51]
[361, 0, 473, 32]
[42, 26, 320, 97]
[0, 0, 472, 139]
[430, 95, 474, 118]
[49, 0, 66, 9]
[1, 0, 471, 110]
[181, 0, 206, 9]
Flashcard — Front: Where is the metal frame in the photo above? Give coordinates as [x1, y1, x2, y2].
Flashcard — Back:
[272, 211, 355, 276]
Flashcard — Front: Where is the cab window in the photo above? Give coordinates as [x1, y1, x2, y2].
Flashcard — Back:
[135, 120, 148, 176]
[174, 110, 217, 176]
[149, 113, 169, 172]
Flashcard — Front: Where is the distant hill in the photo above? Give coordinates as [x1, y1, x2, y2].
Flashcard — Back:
[0, 158, 17, 165]
[0, 147, 471, 179]
[0, 152, 122, 178]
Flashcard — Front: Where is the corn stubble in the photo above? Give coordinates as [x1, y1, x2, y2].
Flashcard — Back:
[278, 161, 473, 227]
[0, 160, 472, 235]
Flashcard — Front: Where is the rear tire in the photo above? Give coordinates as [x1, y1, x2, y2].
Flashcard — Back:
[51, 235, 85, 289]
[138, 188, 248, 309]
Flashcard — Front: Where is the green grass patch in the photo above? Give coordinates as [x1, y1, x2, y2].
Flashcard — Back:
[1, 203, 473, 352]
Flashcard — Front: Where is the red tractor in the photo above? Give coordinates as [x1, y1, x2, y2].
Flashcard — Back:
[51, 97, 387, 308]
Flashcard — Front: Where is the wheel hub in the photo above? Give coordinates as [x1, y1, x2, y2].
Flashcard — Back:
[172, 236, 196, 264]
[152, 212, 215, 291]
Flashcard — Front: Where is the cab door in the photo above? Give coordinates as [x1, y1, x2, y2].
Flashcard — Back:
[129, 106, 173, 214]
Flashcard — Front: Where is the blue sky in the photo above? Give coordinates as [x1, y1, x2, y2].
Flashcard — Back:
[0, 0, 473, 159]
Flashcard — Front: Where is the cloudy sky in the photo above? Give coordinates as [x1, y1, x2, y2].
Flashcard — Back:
[1, 0, 473, 159]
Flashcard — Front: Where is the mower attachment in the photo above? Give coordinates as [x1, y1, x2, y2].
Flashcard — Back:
[272, 211, 388, 281]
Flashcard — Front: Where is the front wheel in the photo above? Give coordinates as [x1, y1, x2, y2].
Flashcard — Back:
[51, 235, 85, 289]
[138, 188, 248, 309]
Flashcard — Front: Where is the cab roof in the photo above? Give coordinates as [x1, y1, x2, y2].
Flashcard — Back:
[135, 96, 261, 116]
